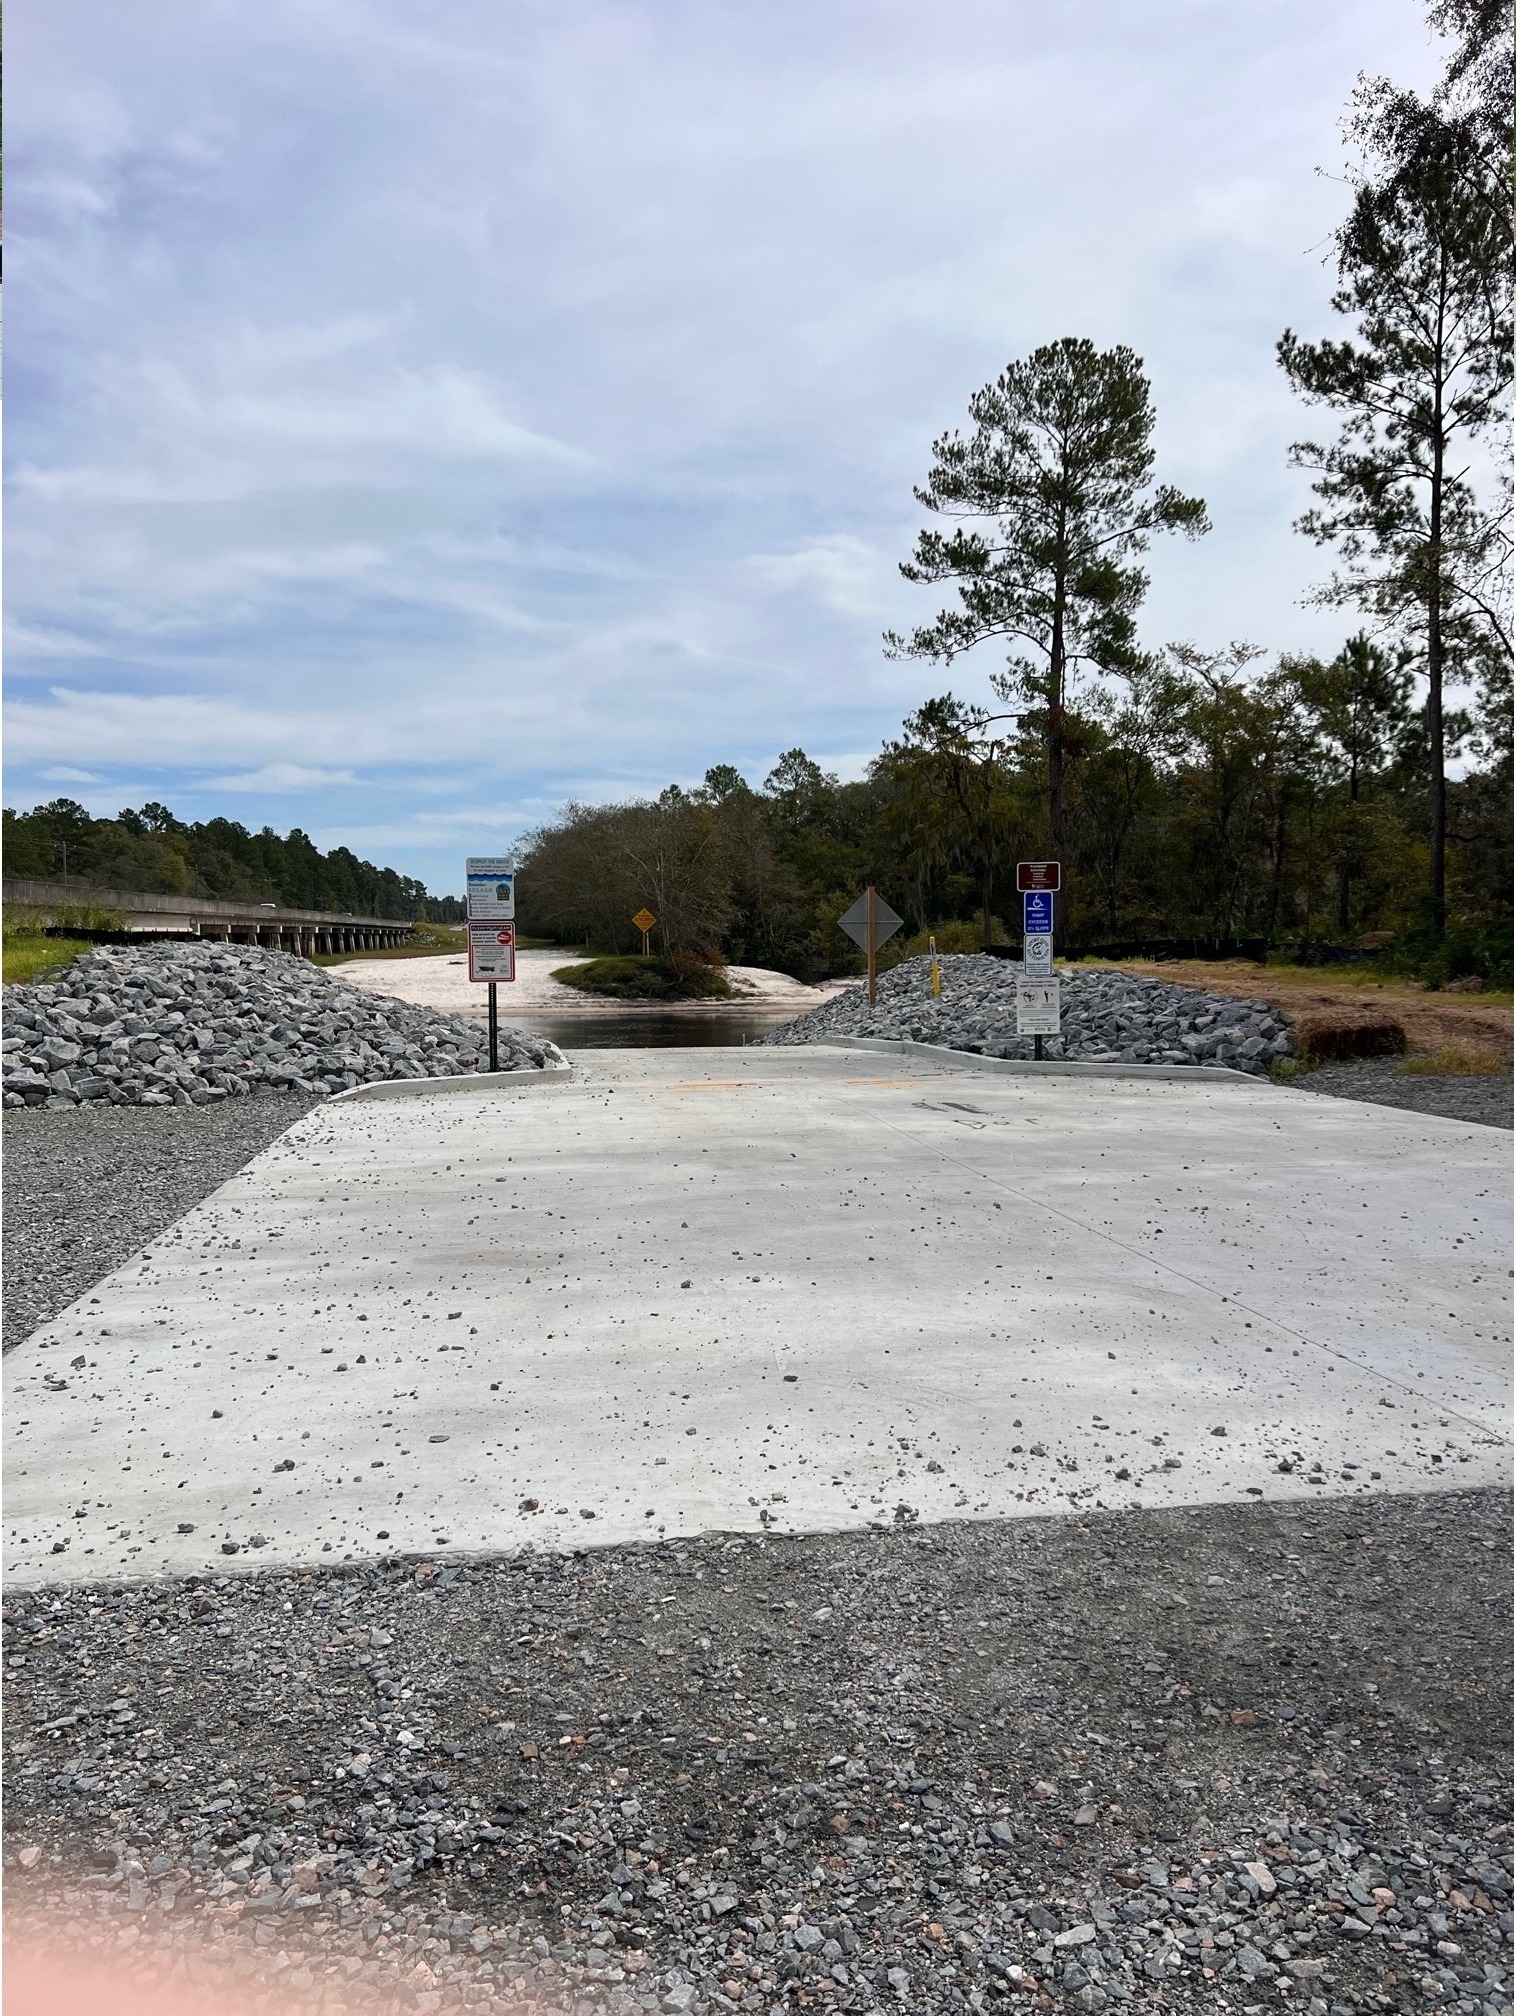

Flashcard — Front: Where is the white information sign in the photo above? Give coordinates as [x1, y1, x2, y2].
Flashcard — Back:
[1022, 932, 1053, 976]
[466, 858, 516, 921]
[468, 922, 517, 983]
[1016, 976, 1060, 1036]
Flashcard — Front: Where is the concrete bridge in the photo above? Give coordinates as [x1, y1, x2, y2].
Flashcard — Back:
[2, 878, 415, 958]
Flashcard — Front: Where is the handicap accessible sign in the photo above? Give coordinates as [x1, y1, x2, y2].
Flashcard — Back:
[1023, 890, 1054, 935]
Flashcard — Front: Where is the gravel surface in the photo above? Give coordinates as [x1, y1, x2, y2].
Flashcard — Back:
[764, 956, 1292, 1074]
[2, 1097, 323, 1353]
[1289, 1060, 1513, 1131]
[3, 942, 563, 1111]
[5, 1490, 1510, 2016]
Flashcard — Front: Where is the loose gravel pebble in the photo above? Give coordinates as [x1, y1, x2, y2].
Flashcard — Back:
[3, 941, 563, 1112]
[1288, 1059, 1512, 1132]
[2, 1097, 323, 1353]
[5, 1490, 1509, 2016]
[765, 956, 1294, 1073]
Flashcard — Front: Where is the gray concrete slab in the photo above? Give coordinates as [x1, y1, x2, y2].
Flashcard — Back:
[5, 1046, 1508, 1585]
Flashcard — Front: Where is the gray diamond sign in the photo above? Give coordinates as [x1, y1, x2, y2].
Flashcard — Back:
[838, 893, 903, 950]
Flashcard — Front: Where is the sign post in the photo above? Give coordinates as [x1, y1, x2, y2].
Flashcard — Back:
[466, 857, 517, 1072]
[838, 887, 903, 1005]
[1017, 862, 1061, 1058]
[632, 907, 657, 957]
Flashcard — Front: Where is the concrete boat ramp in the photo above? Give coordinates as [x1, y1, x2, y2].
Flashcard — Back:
[6, 1045, 1509, 1584]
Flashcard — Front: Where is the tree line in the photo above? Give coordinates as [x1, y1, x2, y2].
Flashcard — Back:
[1, 798, 466, 923]
[522, 0, 1511, 987]
[516, 651, 1508, 984]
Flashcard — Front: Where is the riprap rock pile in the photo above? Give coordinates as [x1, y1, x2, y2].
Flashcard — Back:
[764, 953, 1293, 1072]
[3, 941, 561, 1108]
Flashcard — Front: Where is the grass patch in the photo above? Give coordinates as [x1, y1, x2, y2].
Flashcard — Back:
[1268, 1056, 1315, 1081]
[550, 954, 734, 1002]
[1399, 1044, 1510, 1078]
[3, 907, 124, 985]
[2, 929, 96, 986]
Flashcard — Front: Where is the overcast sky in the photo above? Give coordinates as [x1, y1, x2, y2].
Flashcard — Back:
[7, 0, 1444, 893]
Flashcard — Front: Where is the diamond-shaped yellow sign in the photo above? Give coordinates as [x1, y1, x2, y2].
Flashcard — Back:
[631, 908, 657, 933]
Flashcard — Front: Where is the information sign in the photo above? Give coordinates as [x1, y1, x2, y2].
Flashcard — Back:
[468, 922, 517, 983]
[466, 859, 516, 921]
[1022, 931, 1053, 976]
[1022, 890, 1054, 936]
[1016, 861, 1061, 892]
[1016, 976, 1061, 1036]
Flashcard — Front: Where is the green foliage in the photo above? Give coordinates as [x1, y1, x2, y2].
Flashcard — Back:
[1, 800, 463, 920]
[8, 900, 128, 934]
[878, 697, 1027, 950]
[1382, 919, 1513, 989]
[879, 918, 1012, 971]
[550, 955, 734, 1002]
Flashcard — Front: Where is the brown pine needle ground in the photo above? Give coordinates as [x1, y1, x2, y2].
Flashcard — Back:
[1087, 957, 1513, 1068]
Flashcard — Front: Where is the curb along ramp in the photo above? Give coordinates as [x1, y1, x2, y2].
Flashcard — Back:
[5, 1046, 1509, 1585]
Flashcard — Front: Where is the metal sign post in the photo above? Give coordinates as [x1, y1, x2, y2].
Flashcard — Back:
[466, 857, 517, 1072]
[838, 888, 903, 1004]
[1017, 863, 1061, 1058]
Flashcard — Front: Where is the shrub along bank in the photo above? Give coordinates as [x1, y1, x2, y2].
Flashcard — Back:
[550, 954, 735, 1002]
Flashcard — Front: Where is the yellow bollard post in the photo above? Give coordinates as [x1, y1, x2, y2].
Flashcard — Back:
[929, 934, 942, 997]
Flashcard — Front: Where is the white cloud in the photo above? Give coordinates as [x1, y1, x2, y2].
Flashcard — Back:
[5, 0, 1448, 885]
[746, 536, 889, 619]
[202, 763, 360, 791]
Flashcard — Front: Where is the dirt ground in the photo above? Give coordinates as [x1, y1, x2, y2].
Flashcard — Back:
[1091, 960, 1514, 1064]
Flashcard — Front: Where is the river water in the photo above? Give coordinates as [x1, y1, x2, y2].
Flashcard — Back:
[499, 1011, 798, 1049]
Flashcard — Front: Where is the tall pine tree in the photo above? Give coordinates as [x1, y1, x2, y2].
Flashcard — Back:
[1278, 9, 1513, 927]
[886, 338, 1207, 938]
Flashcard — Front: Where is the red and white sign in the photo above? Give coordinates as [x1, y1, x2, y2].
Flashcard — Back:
[1016, 861, 1061, 892]
[468, 921, 516, 983]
